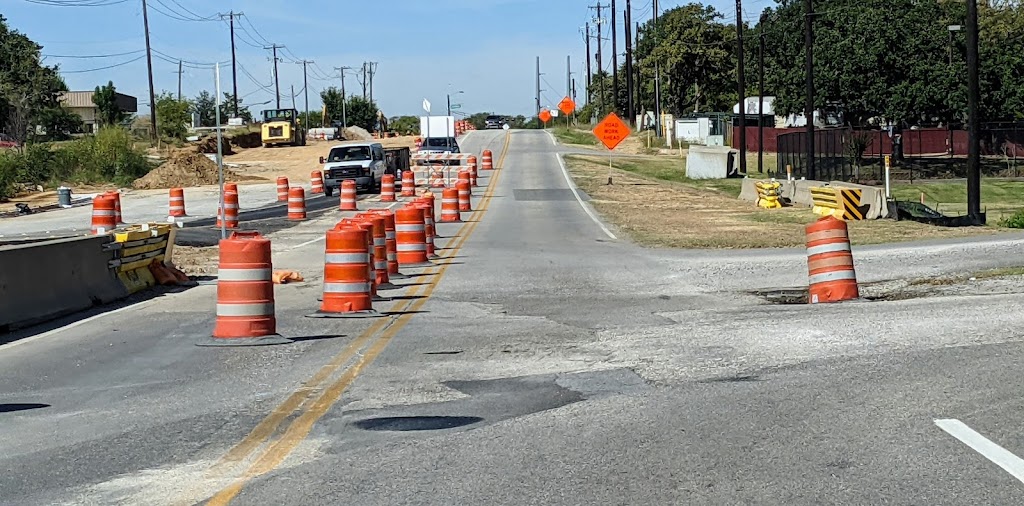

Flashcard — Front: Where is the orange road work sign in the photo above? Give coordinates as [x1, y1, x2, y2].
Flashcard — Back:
[593, 112, 630, 150]
[558, 97, 575, 116]
[539, 109, 552, 123]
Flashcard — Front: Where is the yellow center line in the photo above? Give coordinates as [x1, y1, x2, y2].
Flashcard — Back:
[203, 131, 511, 505]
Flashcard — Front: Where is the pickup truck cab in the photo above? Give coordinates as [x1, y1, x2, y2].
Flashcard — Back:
[319, 142, 386, 195]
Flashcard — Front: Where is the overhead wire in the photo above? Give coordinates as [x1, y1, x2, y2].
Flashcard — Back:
[60, 54, 145, 73]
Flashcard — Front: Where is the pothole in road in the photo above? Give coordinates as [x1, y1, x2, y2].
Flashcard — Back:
[353, 416, 483, 432]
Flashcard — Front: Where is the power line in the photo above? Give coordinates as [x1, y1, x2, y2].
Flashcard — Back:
[43, 49, 145, 58]
[20, 0, 129, 6]
[60, 54, 145, 73]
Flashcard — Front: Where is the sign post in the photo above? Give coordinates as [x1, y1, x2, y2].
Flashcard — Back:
[593, 112, 631, 185]
[558, 96, 575, 129]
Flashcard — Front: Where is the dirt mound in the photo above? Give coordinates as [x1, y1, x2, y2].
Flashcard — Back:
[194, 136, 235, 156]
[344, 126, 373, 141]
[133, 152, 247, 189]
[230, 131, 262, 149]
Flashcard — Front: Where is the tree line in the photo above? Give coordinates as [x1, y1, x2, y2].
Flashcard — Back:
[585, 1, 1024, 128]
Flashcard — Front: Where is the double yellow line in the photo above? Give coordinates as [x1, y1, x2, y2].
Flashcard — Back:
[201, 131, 511, 505]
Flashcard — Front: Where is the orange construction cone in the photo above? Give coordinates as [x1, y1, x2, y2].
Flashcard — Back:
[169, 187, 187, 217]
[340, 180, 358, 211]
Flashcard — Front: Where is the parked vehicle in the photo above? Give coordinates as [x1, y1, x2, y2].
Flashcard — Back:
[319, 142, 387, 195]
[416, 137, 460, 166]
[260, 108, 307, 147]
[485, 115, 505, 129]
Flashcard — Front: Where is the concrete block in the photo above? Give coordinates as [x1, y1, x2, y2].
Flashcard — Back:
[0, 235, 128, 331]
[686, 146, 739, 179]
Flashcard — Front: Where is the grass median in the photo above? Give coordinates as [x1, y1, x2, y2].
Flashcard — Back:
[565, 155, 1010, 249]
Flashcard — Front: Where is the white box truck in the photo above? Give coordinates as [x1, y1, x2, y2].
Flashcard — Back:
[420, 116, 456, 139]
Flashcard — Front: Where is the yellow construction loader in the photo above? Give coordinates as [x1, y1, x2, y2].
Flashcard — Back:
[260, 108, 307, 147]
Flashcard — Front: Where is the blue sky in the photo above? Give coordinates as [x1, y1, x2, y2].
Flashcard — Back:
[7, 0, 766, 117]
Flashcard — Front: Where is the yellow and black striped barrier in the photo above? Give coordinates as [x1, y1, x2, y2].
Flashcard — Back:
[755, 181, 784, 209]
[107, 223, 174, 293]
[810, 187, 870, 220]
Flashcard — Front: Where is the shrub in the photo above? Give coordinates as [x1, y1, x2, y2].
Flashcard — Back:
[1000, 209, 1024, 229]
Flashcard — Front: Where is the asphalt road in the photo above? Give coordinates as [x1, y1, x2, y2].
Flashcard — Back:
[3, 129, 1024, 505]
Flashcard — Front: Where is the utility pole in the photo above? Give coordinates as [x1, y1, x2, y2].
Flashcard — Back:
[536, 56, 542, 117]
[758, 28, 765, 174]
[361, 62, 368, 100]
[220, 12, 243, 117]
[334, 66, 351, 129]
[367, 62, 378, 105]
[966, 0, 982, 221]
[625, 3, 634, 124]
[291, 84, 296, 109]
[593, 3, 607, 114]
[585, 23, 592, 98]
[299, 60, 311, 127]
[265, 44, 283, 109]
[611, 0, 618, 113]
[176, 60, 183, 101]
[736, 0, 747, 173]
[653, 0, 662, 136]
[141, 0, 157, 140]
[567, 55, 573, 126]
[636, 21, 642, 125]
[804, 0, 815, 180]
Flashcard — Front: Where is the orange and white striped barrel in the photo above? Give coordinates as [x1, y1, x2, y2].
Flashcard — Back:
[168, 187, 186, 217]
[318, 225, 374, 314]
[440, 187, 461, 223]
[217, 191, 239, 229]
[369, 208, 401, 276]
[456, 179, 472, 212]
[287, 187, 306, 221]
[340, 180, 358, 211]
[467, 156, 479, 186]
[401, 171, 416, 197]
[90, 195, 117, 235]
[225, 182, 238, 195]
[105, 191, 125, 224]
[481, 149, 494, 170]
[311, 170, 324, 194]
[429, 167, 446, 188]
[276, 177, 289, 202]
[339, 218, 379, 300]
[806, 216, 859, 303]
[358, 212, 394, 288]
[380, 174, 396, 202]
[395, 206, 431, 267]
[414, 200, 437, 258]
[213, 231, 276, 338]
[414, 137, 422, 150]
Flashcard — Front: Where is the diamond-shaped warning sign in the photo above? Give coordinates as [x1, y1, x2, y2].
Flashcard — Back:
[539, 109, 552, 123]
[592, 112, 630, 150]
[558, 97, 575, 116]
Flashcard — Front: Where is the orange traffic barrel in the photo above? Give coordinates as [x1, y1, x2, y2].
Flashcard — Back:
[481, 149, 494, 170]
[340, 179, 358, 211]
[429, 167, 447, 188]
[276, 177, 289, 202]
[225, 182, 238, 195]
[467, 156, 479, 186]
[217, 191, 239, 229]
[457, 177, 472, 212]
[168, 187, 186, 217]
[309, 225, 381, 318]
[105, 190, 125, 224]
[806, 216, 859, 303]
[287, 187, 306, 221]
[339, 218, 382, 301]
[369, 208, 402, 277]
[440, 187, 461, 223]
[311, 170, 324, 194]
[358, 212, 396, 289]
[395, 206, 431, 267]
[413, 201, 437, 258]
[210, 231, 283, 342]
[380, 174, 396, 202]
[90, 195, 117, 235]
[401, 171, 416, 197]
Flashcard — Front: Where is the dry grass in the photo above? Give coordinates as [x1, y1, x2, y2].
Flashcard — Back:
[567, 156, 1003, 249]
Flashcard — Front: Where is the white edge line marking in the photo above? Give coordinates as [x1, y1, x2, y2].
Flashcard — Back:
[554, 151, 618, 241]
[0, 298, 157, 351]
[936, 418, 1024, 484]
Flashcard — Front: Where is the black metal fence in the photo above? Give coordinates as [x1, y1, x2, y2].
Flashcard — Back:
[776, 129, 853, 181]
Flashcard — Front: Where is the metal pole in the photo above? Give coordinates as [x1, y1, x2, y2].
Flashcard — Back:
[536, 56, 542, 117]
[966, 0, 982, 221]
[612, 0, 618, 112]
[229, 12, 239, 117]
[585, 23, 592, 97]
[653, 0, 662, 137]
[804, 0, 815, 180]
[625, 4, 634, 124]
[736, 0, 747, 173]
[758, 30, 765, 173]
[141, 0, 158, 141]
[215, 64, 225, 239]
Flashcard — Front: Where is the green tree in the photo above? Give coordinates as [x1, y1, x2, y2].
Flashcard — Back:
[390, 115, 419, 135]
[155, 92, 191, 139]
[219, 93, 253, 124]
[92, 81, 129, 127]
[192, 91, 216, 127]
[320, 87, 344, 125]
[0, 14, 68, 144]
[344, 96, 379, 132]
[38, 107, 83, 140]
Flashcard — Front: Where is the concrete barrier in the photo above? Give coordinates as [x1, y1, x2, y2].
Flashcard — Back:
[0, 235, 128, 331]
[686, 146, 740, 179]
